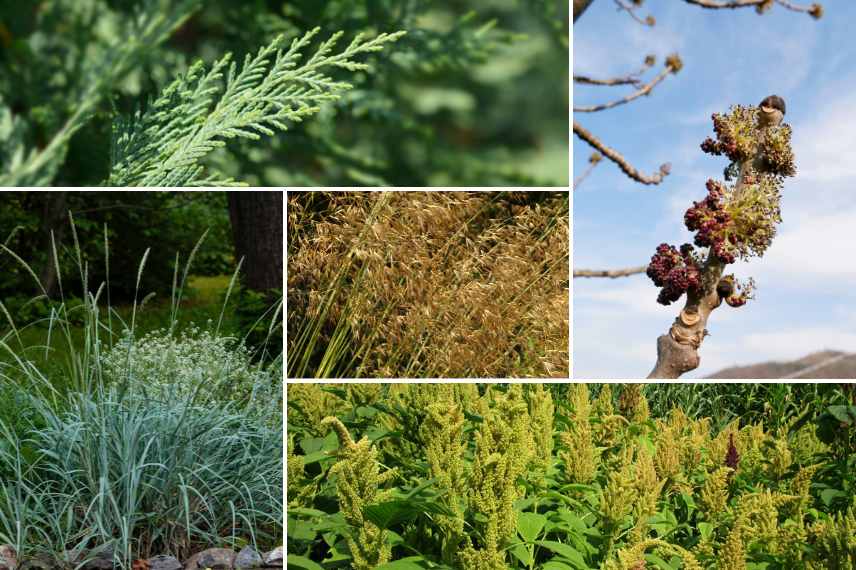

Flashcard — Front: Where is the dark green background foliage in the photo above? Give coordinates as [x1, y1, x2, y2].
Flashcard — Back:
[0, 191, 233, 303]
[0, 0, 568, 186]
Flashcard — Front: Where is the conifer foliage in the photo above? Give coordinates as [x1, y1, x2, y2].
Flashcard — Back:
[108, 28, 405, 186]
[0, 1, 567, 186]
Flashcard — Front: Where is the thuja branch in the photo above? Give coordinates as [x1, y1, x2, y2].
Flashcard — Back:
[108, 28, 405, 186]
[646, 95, 795, 379]
[0, 0, 200, 187]
[573, 121, 671, 185]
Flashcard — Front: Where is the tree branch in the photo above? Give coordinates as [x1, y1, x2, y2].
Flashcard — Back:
[573, 152, 602, 189]
[574, 55, 682, 113]
[648, 101, 796, 378]
[574, 265, 647, 278]
[614, 0, 655, 25]
[574, 0, 597, 22]
[573, 121, 671, 185]
[574, 55, 656, 87]
[684, 0, 822, 18]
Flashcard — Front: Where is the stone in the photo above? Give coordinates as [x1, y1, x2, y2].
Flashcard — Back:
[82, 546, 114, 570]
[262, 548, 282, 567]
[184, 548, 235, 570]
[147, 556, 182, 570]
[16, 557, 52, 570]
[83, 557, 113, 570]
[0, 545, 16, 570]
[233, 548, 261, 570]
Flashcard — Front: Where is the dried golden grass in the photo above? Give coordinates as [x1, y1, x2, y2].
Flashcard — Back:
[287, 191, 569, 378]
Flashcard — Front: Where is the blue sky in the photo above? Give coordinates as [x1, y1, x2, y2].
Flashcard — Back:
[573, 1, 856, 378]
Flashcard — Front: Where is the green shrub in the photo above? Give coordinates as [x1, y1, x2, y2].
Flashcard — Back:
[100, 325, 282, 417]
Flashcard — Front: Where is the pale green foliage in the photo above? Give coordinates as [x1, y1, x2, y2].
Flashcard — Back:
[109, 28, 405, 186]
[0, 0, 200, 186]
[0, 387, 282, 566]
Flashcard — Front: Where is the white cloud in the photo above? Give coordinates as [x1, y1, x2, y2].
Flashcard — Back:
[576, 278, 669, 318]
[573, 9, 686, 78]
[756, 207, 856, 285]
[794, 89, 856, 185]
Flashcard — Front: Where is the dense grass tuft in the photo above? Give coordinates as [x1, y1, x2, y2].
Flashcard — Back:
[287, 191, 569, 378]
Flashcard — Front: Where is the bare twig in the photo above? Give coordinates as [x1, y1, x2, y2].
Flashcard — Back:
[574, 55, 656, 87]
[574, 0, 596, 22]
[574, 265, 647, 278]
[614, 0, 656, 25]
[685, 0, 822, 18]
[573, 152, 603, 189]
[573, 121, 671, 185]
[574, 55, 682, 113]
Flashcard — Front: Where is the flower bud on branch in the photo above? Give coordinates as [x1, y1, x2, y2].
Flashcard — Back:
[647, 96, 796, 378]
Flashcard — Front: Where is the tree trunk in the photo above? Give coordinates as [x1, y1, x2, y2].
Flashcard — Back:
[38, 191, 68, 297]
[227, 191, 283, 291]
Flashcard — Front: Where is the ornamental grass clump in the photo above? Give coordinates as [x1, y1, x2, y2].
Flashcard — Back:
[287, 191, 569, 378]
[0, 222, 283, 568]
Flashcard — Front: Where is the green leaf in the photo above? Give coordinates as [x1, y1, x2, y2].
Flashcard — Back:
[363, 499, 455, 529]
[300, 450, 331, 465]
[509, 543, 533, 567]
[542, 562, 576, 570]
[827, 405, 856, 424]
[535, 540, 587, 568]
[648, 510, 678, 537]
[644, 553, 678, 570]
[375, 558, 429, 569]
[286, 518, 317, 541]
[286, 555, 325, 570]
[300, 432, 338, 455]
[697, 521, 714, 541]
[517, 511, 547, 542]
[820, 488, 847, 507]
[355, 405, 378, 418]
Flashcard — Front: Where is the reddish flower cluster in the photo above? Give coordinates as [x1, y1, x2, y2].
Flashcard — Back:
[725, 432, 740, 482]
[684, 179, 736, 264]
[646, 243, 702, 305]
